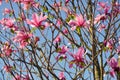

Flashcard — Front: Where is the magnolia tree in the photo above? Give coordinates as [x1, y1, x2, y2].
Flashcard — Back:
[0, 0, 120, 80]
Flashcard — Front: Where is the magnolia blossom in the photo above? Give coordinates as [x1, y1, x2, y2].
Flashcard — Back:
[56, 19, 62, 26]
[3, 65, 12, 72]
[104, 39, 115, 50]
[94, 14, 106, 24]
[23, 75, 30, 80]
[109, 69, 115, 77]
[107, 57, 120, 77]
[0, 18, 15, 28]
[0, 18, 18, 31]
[21, 0, 39, 10]
[3, 8, 13, 15]
[112, 2, 120, 15]
[108, 57, 118, 69]
[98, 2, 110, 14]
[69, 47, 85, 68]
[59, 72, 66, 80]
[13, 0, 38, 9]
[13, 75, 21, 80]
[54, 35, 61, 43]
[26, 13, 47, 28]
[68, 14, 85, 30]
[13, 31, 32, 48]
[56, 46, 68, 60]
[65, 0, 70, 5]
[1, 42, 13, 57]
[63, 28, 68, 34]
[98, 2, 107, 8]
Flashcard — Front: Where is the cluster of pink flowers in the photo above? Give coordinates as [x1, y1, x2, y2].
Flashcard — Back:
[1, 42, 13, 57]
[26, 13, 48, 29]
[107, 57, 120, 77]
[3, 8, 13, 15]
[69, 47, 86, 68]
[68, 14, 86, 30]
[98, 2, 110, 14]
[13, 0, 39, 10]
[59, 72, 66, 80]
[104, 39, 115, 50]
[3, 65, 12, 72]
[0, 18, 16, 29]
[54, 35, 61, 43]
[13, 31, 33, 48]
[56, 46, 68, 60]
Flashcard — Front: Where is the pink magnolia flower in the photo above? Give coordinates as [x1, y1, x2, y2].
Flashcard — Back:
[0, 18, 15, 28]
[32, 2, 40, 8]
[109, 69, 115, 77]
[56, 19, 62, 26]
[98, 2, 110, 14]
[59, 72, 65, 80]
[58, 46, 68, 54]
[94, 14, 106, 24]
[65, 0, 70, 5]
[69, 47, 85, 68]
[21, 12, 26, 21]
[21, 0, 38, 10]
[98, 2, 106, 8]
[13, 31, 32, 48]
[3, 8, 13, 15]
[26, 13, 47, 28]
[63, 28, 68, 34]
[104, 39, 115, 50]
[13, 75, 21, 80]
[108, 57, 118, 69]
[56, 46, 68, 60]
[1, 42, 13, 57]
[107, 57, 120, 77]
[3, 65, 12, 72]
[112, 2, 120, 16]
[54, 35, 61, 43]
[68, 14, 85, 30]
[23, 75, 30, 80]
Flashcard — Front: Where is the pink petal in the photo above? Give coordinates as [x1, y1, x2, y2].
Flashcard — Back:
[110, 69, 115, 77]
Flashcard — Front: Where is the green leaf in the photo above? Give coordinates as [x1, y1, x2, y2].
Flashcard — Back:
[76, 27, 81, 34]
[43, 7, 48, 12]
